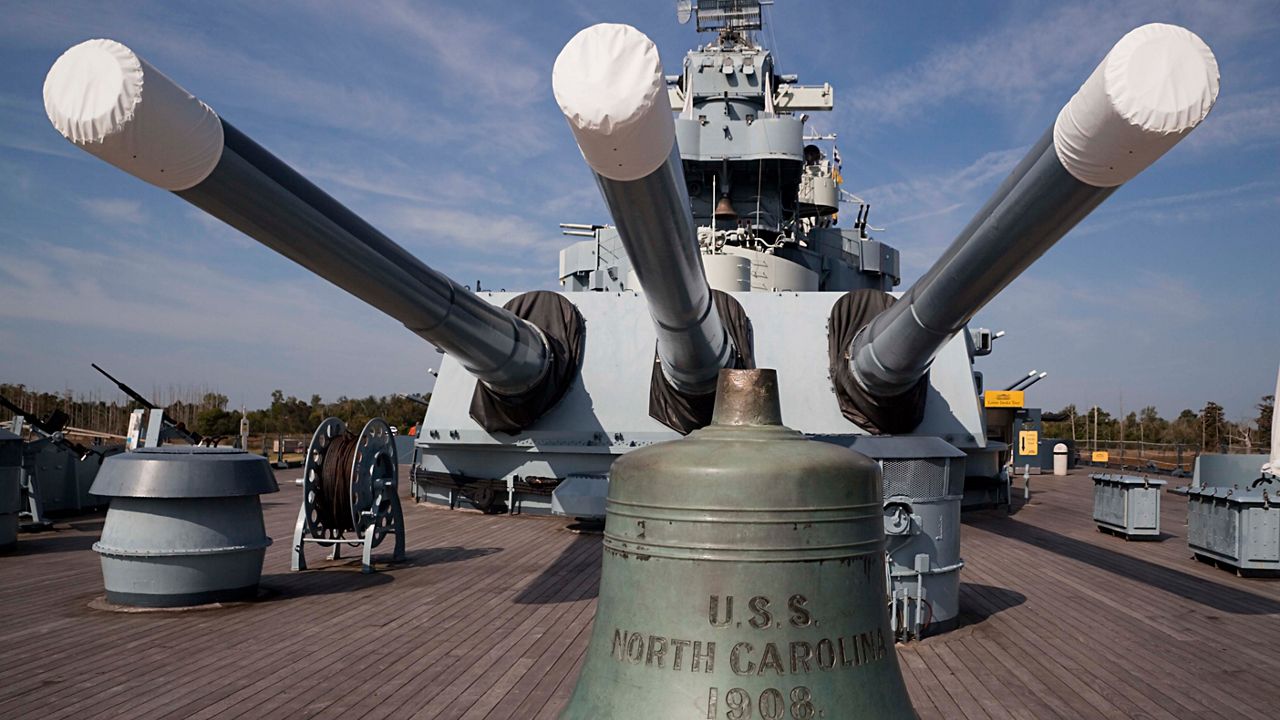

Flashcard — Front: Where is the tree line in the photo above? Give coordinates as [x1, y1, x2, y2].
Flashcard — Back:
[0, 384, 430, 440]
[5, 380, 1273, 452]
[1044, 394, 1273, 453]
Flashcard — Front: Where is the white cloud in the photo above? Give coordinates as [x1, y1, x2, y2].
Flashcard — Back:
[1185, 88, 1280, 151]
[0, 237, 388, 346]
[850, 146, 1026, 273]
[1077, 180, 1280, 237]
[386, 205, 559, 253]
[849, 0, 1280, 135]
[79, 198, 147, 225]
[348, 0, 545, 109]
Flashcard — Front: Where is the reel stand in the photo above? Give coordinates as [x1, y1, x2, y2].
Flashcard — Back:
[291, 417, 405, 573]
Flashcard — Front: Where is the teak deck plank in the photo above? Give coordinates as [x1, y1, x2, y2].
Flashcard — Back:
[1, 466, 1278, 719]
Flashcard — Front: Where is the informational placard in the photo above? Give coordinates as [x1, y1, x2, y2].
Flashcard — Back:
[1092, 451, 1110, 463]
[984, 390, 1025, 408]
[1018, 430, 1039, 457]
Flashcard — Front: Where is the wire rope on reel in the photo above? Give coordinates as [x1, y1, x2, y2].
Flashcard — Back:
[293, 417, 405, 573]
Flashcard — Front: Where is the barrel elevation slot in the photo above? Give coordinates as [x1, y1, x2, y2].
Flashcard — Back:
[828, 289, 929, 435]
[470, 291, 586, 434]
[649, 290, 754, 434]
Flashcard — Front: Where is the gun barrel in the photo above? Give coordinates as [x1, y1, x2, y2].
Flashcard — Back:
[1018, 372, 1048, 391]
[45, 40, 549, 397]
[553, 24, 732, 395]
[91, 363, 158, 409]
[1004, 370, 1038, 392]
[851, 24, 1218, 398]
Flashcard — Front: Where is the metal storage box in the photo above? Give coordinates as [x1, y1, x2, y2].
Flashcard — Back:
[1092, 473, 1166, 539]
[1187, 485, 1279, 575]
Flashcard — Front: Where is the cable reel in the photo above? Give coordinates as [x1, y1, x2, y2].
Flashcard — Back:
[291, 417, 405, 573]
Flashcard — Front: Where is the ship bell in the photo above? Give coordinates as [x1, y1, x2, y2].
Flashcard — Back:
[714, 195, 738, 220]
[563, 369, 916, 719]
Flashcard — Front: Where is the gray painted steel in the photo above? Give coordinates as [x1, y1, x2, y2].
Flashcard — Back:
[562, 369, 917, 719]
[1192, 454, 1270, 490]
[0, 429, 20, 550]
[851, 129, 1114, 398]
[1186, 455, 1278, 573]
[412, 291, 989, 520]
[839, 435, 965, 639]
[91, 446, 279, 498]
[176, 123, 549, 397]
[594, 147, 732, 395]
[91, 447, 277, 607]
[1187, 486, 1280, 573]
[1091, 474, 1166, 538]
[16, 439, 119, 515]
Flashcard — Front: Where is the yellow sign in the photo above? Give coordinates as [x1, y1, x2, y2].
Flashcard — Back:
[1018, 430, 1039, 456]
[1092, 451, 1110, 463]
[984, 390, 1025, 408]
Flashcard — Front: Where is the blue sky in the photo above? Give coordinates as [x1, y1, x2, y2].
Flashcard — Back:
[0, 0, 1276, 423]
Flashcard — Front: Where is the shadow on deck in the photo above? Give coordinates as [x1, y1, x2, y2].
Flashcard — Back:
[967, 515, 1280, 615]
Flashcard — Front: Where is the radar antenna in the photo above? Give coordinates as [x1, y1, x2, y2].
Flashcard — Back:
[694, 0, 771, 35]
[676, 0, 693, 25]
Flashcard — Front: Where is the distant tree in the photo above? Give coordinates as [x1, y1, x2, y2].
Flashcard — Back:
[1137, 405, 1168, 444]
[1167, 409, 1198, 447]
[1122, 411, 1138, 442]
[195, 407, 243, 438]
[1042, 404, 1077, 441]
[1258, 395, 1274, 445]
[1201, 401, 1225, 451]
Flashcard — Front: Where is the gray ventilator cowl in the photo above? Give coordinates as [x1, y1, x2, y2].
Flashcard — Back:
[91, 447, 278, 608]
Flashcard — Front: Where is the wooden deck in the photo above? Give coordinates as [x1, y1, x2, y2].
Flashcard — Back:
[1, 466, 1278, 719]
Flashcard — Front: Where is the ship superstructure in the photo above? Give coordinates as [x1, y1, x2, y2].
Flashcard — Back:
[559, 0, 900, 295]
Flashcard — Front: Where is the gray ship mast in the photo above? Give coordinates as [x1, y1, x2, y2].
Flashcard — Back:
[559, 0, 901, 294]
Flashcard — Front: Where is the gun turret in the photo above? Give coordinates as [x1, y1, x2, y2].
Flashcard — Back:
[1014, 372, 1048, 392]
[553, 24, 736, 397]
[849, 24, 1219, 405]
[44, 40, 557, 408]
[1004, 370, 1039, 392]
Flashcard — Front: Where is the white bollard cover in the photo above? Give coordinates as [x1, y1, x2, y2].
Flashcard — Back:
[1053, 23, 1219, 188]
[552, 24, 675, 182]
[44, 39, 224, 191]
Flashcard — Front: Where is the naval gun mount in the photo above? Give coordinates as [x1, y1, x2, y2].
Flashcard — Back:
[46, 13, 1218, 641]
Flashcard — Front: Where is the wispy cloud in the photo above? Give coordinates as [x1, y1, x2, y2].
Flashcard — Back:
[79, 198, 147, 225]
[1077, 179, 1280, 235]
[850, 146, 1026, 272]
[300, 158, 506, 208]
[1186, 88, 1280, 151]
[387, 205, 559, 253]
[348, 1, 545, 109]
[850, 0, 1280, 134]
[0, 237, 406, 350]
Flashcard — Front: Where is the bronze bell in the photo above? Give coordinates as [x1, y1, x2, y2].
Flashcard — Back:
[563, 368, 917, 719]
[714, 195, 737, 220]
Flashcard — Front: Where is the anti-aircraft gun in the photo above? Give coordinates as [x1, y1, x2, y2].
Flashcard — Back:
[46, 7, 1218, 637]
[0, 392, 121, 523]
[90, 363, 203, 448]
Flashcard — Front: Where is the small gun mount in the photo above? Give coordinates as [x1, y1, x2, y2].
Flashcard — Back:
[91, 363, 202, 446]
